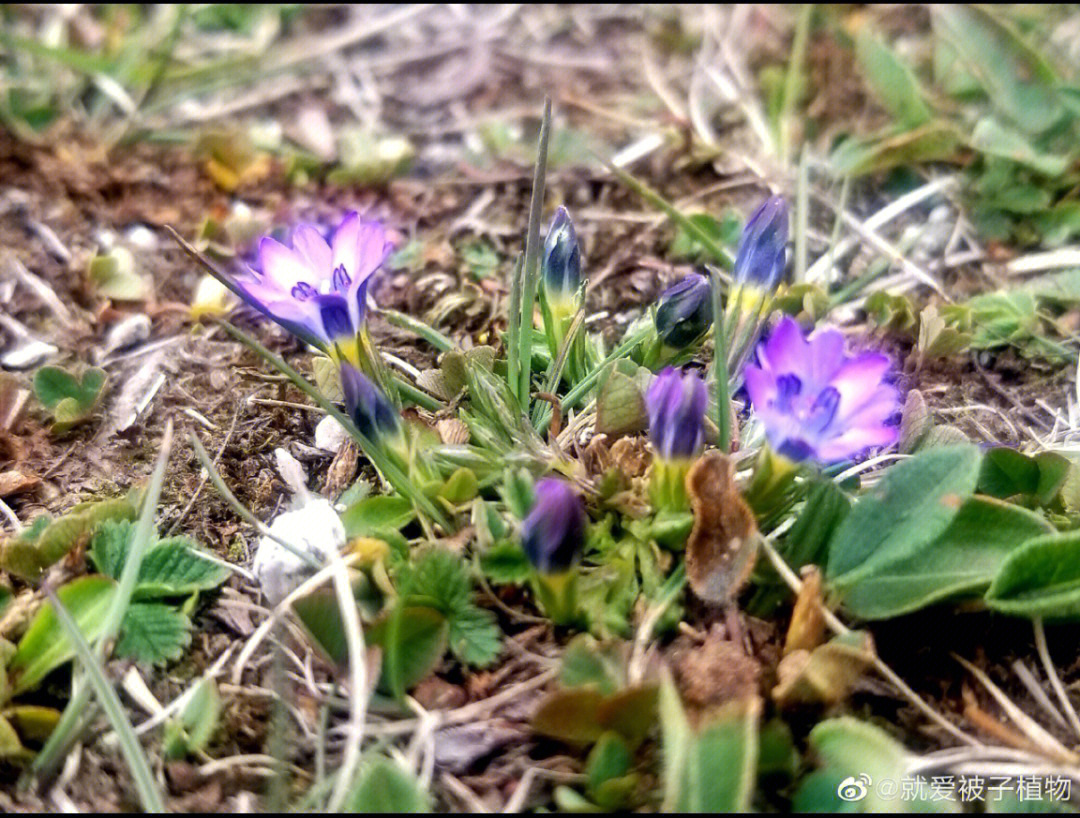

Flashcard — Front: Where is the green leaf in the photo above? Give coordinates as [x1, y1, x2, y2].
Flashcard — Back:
[969, 118, 1070, 177]
[835, 496, 1053, 620]
[447, 605, 501, 668]
[9, 576, 117, 695]
[438, 468, 478, 506]
[134, 538, 230, 598]
[979, 448, 1070, 506]
[659, 671, 758, 812]
[986, 530, 1080, 619]
[91, 521, 229, 597]
[345, 755, 431, 812]
[532, 685, 658, 748]
[341, 496, 415, 539]
[854, 29, 931, 129]
[115, 603, 192, 665]
[88, 247, 151, 301]
[312, 356, 344, 403]
[586, 731, 633, 807]
[782, 479, 851, 570]
[595, 370, 647, 438]
[164, 679, 221, 760]
[796, 717, 914, 813]
[932, 6, 1062, 135]
[33, 366, 107, 432]
[560, 635, 624, 696]
[292, 587, 353, 665]
[368, 605, 449, 697]
[479, 541, 532, 584]
[827, 444, 982, 585]
[668, 212, 741, 265]
[829, 123, 960, 177]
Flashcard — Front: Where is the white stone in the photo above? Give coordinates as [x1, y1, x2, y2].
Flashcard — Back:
[314, 415, 348, 454]
[102, 313, 151, 356]
[251, 498, 344, 607]
[1, 339, 57, 370]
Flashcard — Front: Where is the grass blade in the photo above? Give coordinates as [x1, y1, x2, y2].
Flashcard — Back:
[505, 254, 525, 403]
[516, 98, 553, 411]
[43, 585, 165, 812]
[99, 419, 174, 649]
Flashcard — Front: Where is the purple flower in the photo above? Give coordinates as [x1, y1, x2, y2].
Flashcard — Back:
[236, 213, 392, 362]
[521, 478, 587, 574]
[744, 316, 900, 464]
[646, 367, 708, 460]
[655, 273, 713, 348]
[734, 196, 788, 292]
[340, 363, 399, 442]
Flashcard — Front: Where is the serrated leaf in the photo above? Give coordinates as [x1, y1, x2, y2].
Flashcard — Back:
[986, 530, 1080, 619]
[828, 444, 982, 585]
[115, 603, 191, 665]
[345, 755, 431, 813]
[447, 605, 501, 667]
[9, 576, 117, 695]
[134, 538, 230, 598]
[836, 496, 1053, 619]
[368, 604, 448, 697]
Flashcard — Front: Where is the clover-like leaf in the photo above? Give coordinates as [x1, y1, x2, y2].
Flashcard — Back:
[33, 366, 107, 432]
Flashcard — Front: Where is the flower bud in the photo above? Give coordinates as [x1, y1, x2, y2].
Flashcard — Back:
[541, 206, 582, 298]
[646, 367, 708, 460]
[340, 363, 399, 441]
[521, 477, 586, 574]
[654, 273, 713, 348]
[734, 196, 788, 292]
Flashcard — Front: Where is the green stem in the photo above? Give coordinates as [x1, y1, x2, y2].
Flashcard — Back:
[379, 308, 455, 353]
[710, 268, 732, 453]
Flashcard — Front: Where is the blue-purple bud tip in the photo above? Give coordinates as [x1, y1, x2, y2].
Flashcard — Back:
[542, 206, 582, 296]
[734, 196, 788, 292]
[654, 273, 713, 348]
[521, 477, 586, 574]
[646, 367, 708, 460]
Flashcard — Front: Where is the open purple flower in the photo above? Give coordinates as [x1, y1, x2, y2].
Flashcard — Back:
[236, 213, 392, 364]
[521, 478, 586, 574]
[744, 316, 900, 464]
[646, 367, 708, 460]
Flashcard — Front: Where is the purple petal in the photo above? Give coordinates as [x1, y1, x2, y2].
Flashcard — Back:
[291, 224, 333, 275]
[838, 384, 901, 428]
[828, 352, 892, 414]
[258, 237, 312, 289]
[743, 365, 777, 410]
[758, 316, 809, 374]
[806, 326, 845, 387]
[815, 424, 898, 463]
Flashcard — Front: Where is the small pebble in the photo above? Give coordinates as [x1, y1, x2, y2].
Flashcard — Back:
[314, 415, 348, 454]
[124, 224, 158, 250]
[101, 313, 151, 357]
[251, 498, 343, 606]
[1, 339, 57, 370]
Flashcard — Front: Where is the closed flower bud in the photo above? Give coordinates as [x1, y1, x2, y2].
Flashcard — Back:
[542, 206, 582, 298]
[340, 363, 399, 441]
[654, 273, 713, 348]
[521, 478, 586, 574]
[734, 196, 788, 292]
[646, 367, 708, 460]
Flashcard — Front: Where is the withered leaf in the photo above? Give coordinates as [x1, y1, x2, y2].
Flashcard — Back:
[783, 567, 827, 655]
[685, 451, 759, 604]
[772, 630, 875, 707]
